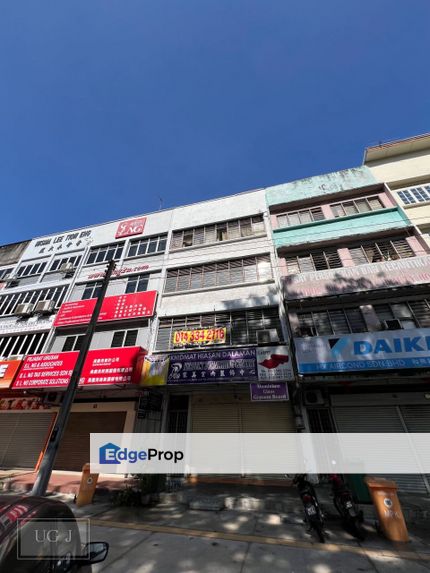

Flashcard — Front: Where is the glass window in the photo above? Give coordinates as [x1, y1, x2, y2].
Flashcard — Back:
[86, 243, 124, 265]
[82, 281, 103, 300]
[125, 274, 149, 294]
[111, 329, 138, 347]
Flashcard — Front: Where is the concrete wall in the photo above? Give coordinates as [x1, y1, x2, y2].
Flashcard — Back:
[366, 148, 430, 187]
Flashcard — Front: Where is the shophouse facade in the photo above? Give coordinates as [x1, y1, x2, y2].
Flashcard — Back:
[266, 163, 430, 493]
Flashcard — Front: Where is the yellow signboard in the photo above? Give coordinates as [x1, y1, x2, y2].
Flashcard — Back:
[172, 327, 226, 346]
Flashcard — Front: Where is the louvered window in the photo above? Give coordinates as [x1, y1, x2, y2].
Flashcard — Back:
[164, 255, 272, 293]
[374, 300, 430, 329]
[170, 215, 265, 249]
[0, 332, 48, 358]
[330, 195, 384, 218]
[285, 249, 342, 274]
[296, 307, 366, 336]
[0, 286, 67, 317]
[277, 207, 324, 228]
[155, 307, 282, 351]
[349, 238, 414, 265]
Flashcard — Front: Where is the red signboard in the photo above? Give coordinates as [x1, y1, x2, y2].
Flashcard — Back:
[115, 217, 146, 239]
[53, 291, 157, 328]
[12, 347, 146, 389]
[0, 359, 23, 389]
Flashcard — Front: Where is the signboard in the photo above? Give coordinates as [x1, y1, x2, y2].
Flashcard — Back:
[0, 316, 54, 337]
[283, 256, 430, 300]
[115, 217, 146, 239]
[0, 397, 50, 411]
[295, 328, 430, 374]
[12, 347, 145, 389]
[256, 345, 294, 381]
[172, 327, 226, 347]
[250, 382, 289, 402]
[82, 262, 150, 282]
[141, 355, 170, 386]
[54, 291, 157, 328]
[167, 348, 257, 384]
[0, 360, 23, 389]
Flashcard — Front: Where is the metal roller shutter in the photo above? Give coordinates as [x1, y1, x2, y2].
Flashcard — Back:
[191, 403, 240, 433]
[332, 405, 429, 494]
[0, 412, 55, 469]
[399, 405, 430, 491]
[240, 402, 295, 433]
[54, 412, 127, 472]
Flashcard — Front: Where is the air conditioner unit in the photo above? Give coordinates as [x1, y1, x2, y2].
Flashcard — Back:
[6, 278, 19, 287]
[383, 319, 402, 331]
[34, 300, 55, 314]
[59, 262, 75, 273]
[14, 303, 35, 316]
[304, 389, 325, 407]
[256, 329, 280, 345]
[298, 326, 316, 337]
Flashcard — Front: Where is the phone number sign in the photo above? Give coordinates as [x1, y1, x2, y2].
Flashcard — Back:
[172, 327, 226, 347]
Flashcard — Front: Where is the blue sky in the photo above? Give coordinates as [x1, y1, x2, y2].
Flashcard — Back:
[1, 1, 429, 243]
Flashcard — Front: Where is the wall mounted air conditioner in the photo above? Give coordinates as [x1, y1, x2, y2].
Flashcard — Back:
[304, 389, 325, 407]
[34, 300, 55, 314]
[256, 329, 280, 345]
[383, 319, 402, 331]
[14, 303, 35, 316]
[59, 262, 75, 273]
[298, 326, 316, 337]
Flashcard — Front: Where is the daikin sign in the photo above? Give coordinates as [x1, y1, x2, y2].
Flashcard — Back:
[295, 328, 430, 373]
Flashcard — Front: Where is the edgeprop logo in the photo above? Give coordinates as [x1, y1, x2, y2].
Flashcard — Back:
[99, 442, 184, 465]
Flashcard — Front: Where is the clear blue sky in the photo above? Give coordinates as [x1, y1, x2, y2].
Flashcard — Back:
[1, 1, 429, 244]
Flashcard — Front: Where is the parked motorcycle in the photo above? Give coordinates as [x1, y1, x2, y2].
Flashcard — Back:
[329, 474, 366, 541]
[293, 474, 325, 543]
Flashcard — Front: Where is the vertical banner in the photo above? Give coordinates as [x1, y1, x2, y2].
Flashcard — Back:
[141, 355, 170, 386]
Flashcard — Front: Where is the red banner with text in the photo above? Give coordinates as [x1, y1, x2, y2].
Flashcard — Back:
[53, 291, 157, 328]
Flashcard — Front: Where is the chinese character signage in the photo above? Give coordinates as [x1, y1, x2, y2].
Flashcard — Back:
[11, 347, 146, 389]
[115, 217, 147, 239]
[0, 359, 23, 389]
[295, 328, 430, 374]
[167, 348, 257, 384]
[54, 291, 157, 328]
[256, 345, 294, 381]
[172, 327, 226, 347]
[250, 382, 289, 402]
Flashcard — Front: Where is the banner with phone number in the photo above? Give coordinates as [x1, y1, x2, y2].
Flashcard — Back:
[172, 327, 226, 346]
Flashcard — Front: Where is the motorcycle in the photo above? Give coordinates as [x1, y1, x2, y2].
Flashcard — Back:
[292, 474, 325, 543]
[329, 474, 366, 541]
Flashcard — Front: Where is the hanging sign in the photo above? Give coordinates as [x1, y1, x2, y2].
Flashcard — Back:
[256, 345, 294, 381]
[172, 327, 226, 347]
[250, 382, 289, 402]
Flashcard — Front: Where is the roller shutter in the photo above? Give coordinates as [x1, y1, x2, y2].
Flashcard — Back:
[54, 412, 127, 471]
[0, 412, 55, 469]
[332, 405, 429, 494]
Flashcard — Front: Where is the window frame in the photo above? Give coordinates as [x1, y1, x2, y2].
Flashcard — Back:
[285, 249, 343, 274]
[125, 274, 150, 294]
[0, 286, 68, 317]
[348, 237, 414, 265]
[330, 195, 384, 218]
[397, 184, 430, 206]
[85, 242, 124, 266]
[296, 307, 367, 336]
[126, 235, 168, 259]
[276, 207, 324, 228]
[110, 329, 139, 348]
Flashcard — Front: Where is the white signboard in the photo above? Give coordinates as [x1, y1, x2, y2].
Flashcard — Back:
[256, 345, 294, 381]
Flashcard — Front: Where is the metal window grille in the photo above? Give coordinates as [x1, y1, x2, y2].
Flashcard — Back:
[0, 286, 67, 317]
[164, 255, 272, 293]
[155, 307, 282, 351]
[170, 215, 265, 249]
[0, 332, 48, 359]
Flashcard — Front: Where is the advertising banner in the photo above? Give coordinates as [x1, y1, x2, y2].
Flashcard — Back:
[141, 355, 170, 386]
[0, 359, 23, 389]
[172, 327, 226, 347]
[167, 348, 257, 384]
[12, 347, 145, 389]
[54, 291, 157, 327]
[295, 328, 430, 373]
[250, 382, 289, 402]
[256, 345, 294, 381]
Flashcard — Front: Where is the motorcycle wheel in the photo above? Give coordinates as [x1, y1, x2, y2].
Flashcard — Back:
[314, 523, 325, 543]
[345, 519, 367, 541]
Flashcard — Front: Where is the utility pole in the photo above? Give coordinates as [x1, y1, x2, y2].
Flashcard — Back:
[31, 260, 116, 497]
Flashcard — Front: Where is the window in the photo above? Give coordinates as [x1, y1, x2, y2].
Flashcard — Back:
[62, 335, 84, 352]
[49, 255, 82, 272]
[156, 307, 282, 351]
[373, 299, 430, 329]
[16, 261, 47, 278]
[81, 281, 103, 300]
[164, 255, 272, 293]
[86, 242, 124, 265]
[0, 332, 48, 359]
[330, 196, 384, 218]
[0, 286, 67, 317]
[285, 249, 342, 274]
[0, 268, 13, 281]
[348, 238, 414, 265]
[127, 235, 167, 258]
[170, 216, 265, 250]
[297, 308, 366, 336]
[277, 208, 324, 228]
[125, 274, 149, 294]
[398, 184, 430, 205]
[111, 329, 138, 347]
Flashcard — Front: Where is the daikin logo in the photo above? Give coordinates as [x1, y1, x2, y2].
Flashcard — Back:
[328, 334, 430, 356]
[99, 442, 184, 465]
